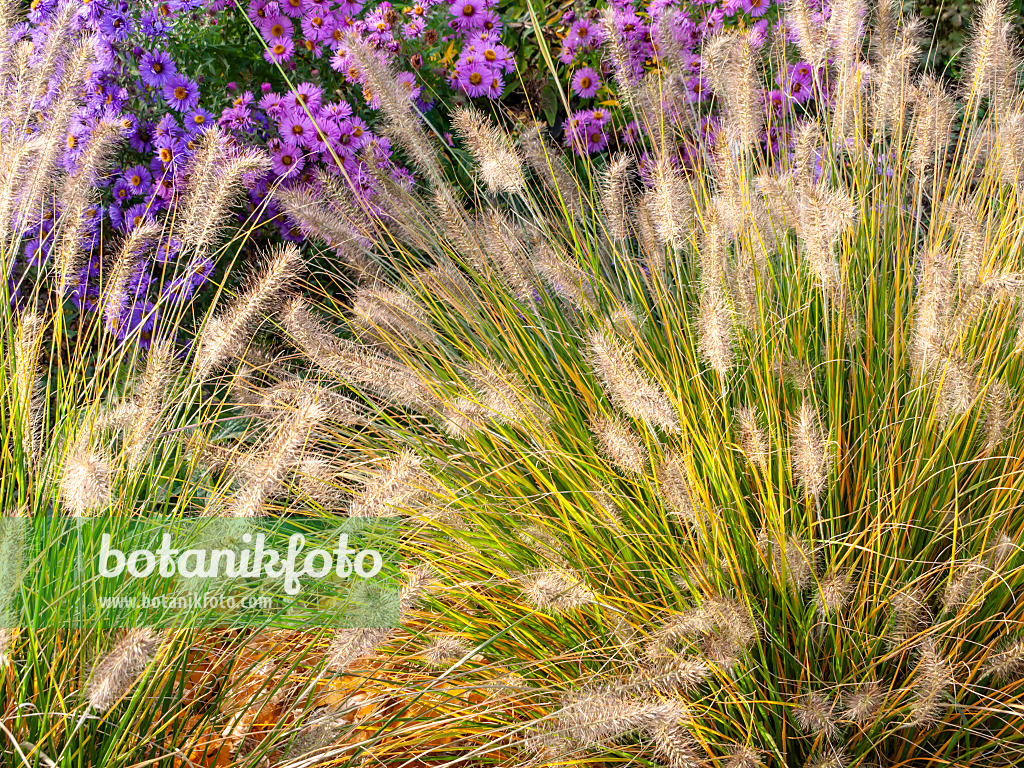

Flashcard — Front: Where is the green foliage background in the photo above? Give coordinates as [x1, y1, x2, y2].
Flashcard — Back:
[913, 0, 1024, 74]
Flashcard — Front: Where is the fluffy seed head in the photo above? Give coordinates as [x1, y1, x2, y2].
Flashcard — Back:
[520, 568, 596, 612]
[601, 153, 633, 242]
[793, 690, 838, 740]
[590, 330, 678, 433]
[655, 451, 696, 524]
[349, 450, 427, 517]
[909, 637, 954, 726]
[735, 405, 769, 471]
[453, 105, 525, 195]
[60, 441, 110, 515]
[698, 290, 736, 377]
[815, 568, 853, 619]
[86, 629, 160, 711]
[422, 633, 471, 668]
[789, 400, 831, 501]
[983, 637, 1024, 681]
[841, 680, 882, 724]
[591, 414, 649, 475]
[196, 244, 302, 380]
[725, 744, 764, 768]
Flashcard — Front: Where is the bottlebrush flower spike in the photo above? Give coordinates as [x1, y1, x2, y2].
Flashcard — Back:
[590, 330, 679, 433]
[520, 568, 597, 613]
[841, 680, 882, 724]
[453, 105, 525, 195]
[601, 153, 633, 242]
[86, 629, 161, 712]
[789, 399, 831, 502]
[735, 405, 769, 471]
[793, 690, 839, 740]
[591, 414, 649, 475]
[60, 438, 110, 516]
[195, 244, 302, 380]
[349, 450, 428, 517]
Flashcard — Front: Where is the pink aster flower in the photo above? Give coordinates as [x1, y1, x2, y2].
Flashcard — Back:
[453, 55, 492, 97]
[280, 111, 316, 147]
[571, 67, 600, 98]
[396, 71, 422, 101]
[449, 0, 485, 31]
[280, 0, 304, 17]
[259, 14, 292, 41]
[264, 37, 295, 64]
[301, 11, 332, 42]
[270, 139, 305, 177]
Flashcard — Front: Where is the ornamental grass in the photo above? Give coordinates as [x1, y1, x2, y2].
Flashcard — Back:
[7, 0, 1024, 766]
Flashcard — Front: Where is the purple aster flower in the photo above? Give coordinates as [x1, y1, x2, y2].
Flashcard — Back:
[301, 11, 331, 42]
[291, 82, 324, 112]
[403, 16, 426, 37]
[151, 175, 178, 202]
[270, 140, 306, 177]
[155, 137, 187, 171]
[323, 100, 353, 120]
[558, 40, 578, 65]
[280, 0, 305, 17]
[337, 0, 363, 16]
[787, 77, 812, 104]
[24, 237, 51, 267]
[686, 75, 710, 103]
[467, 36, 514, 74]
[129, 121, 156, 154]
[139, 9, 172, 38]
[480, 10, 502, 34]
[259, 14, 293, 40]
[139, 50, 177, 89]
[452, 55, 492, 98]
[185, 107, 216, 134]
[334, 117, 368, 157]
[116, 300, 158, 346]
[571, 67, 600, 98]
[247, 0, 279, 22]
[163, 75, 200, 112]
[112, 179, 134, 203]
[154, 113, 183, 142]
[396, 71, 421, 101]
[153, 236, 181, 265]
[99, 10, 133, 42]
[789, 61, 815, 85]
[621, 120, 641, 145]
[162, 258, 214, 304]
[259, 91, 288, 119]
[309, 118, 341, 154]
[765, 88, 789, 116]
[122, 203, 155, 231]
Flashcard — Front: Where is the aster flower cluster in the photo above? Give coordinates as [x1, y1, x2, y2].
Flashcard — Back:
[12, 0, 235, 346]
[244, 0, 513, 99]
[555, 0, 832, 158]
[215, 0, 515, 246]
[14, 0, 517, 347]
